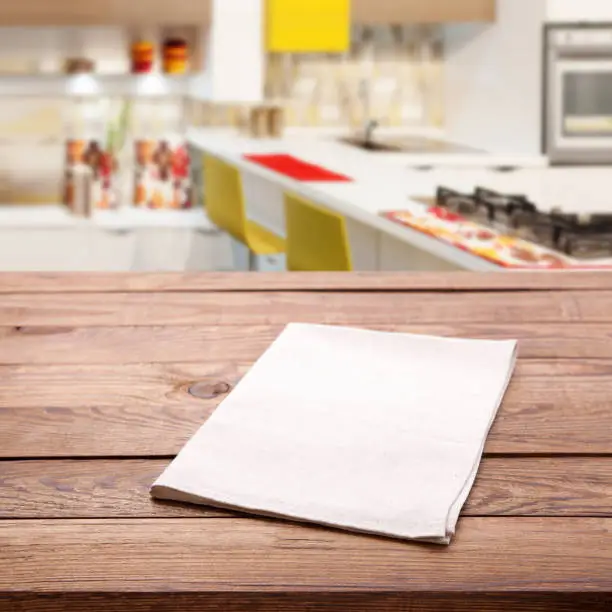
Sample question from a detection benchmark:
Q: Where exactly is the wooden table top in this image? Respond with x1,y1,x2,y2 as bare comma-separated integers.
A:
1,271,611,612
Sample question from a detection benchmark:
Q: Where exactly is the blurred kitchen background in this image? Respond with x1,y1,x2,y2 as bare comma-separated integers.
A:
1,1,612,272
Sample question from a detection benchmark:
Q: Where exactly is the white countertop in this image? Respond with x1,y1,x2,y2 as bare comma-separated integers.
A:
0,205,216,231
187,128,612,271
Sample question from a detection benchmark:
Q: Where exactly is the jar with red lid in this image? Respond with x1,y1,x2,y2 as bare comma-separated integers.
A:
131,41,155,74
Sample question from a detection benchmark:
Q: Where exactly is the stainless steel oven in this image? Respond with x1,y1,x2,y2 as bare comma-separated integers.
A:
545,24,612,165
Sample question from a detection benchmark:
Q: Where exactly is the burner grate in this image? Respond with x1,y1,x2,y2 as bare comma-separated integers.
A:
434,185,612,259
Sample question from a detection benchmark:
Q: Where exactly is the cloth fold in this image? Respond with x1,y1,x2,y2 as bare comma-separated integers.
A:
152,323,517,544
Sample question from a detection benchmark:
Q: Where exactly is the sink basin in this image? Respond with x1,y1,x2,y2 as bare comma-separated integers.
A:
338,137,403,152
338,135,484,154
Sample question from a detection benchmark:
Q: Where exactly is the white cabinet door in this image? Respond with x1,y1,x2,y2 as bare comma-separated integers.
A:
0,229,86,271
85,228,137,271
0,228,138,271
132,228,233,271
186,229,234,271
0,226,232,272
379,234,465,271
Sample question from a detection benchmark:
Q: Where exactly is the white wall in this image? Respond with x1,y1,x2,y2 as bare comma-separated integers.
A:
443,0,547,155
548,0,612,21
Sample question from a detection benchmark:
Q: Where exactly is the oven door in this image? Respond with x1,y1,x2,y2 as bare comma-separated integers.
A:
547,58,612,164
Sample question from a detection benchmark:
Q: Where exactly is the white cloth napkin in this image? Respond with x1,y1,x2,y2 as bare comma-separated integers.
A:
152,323,517,544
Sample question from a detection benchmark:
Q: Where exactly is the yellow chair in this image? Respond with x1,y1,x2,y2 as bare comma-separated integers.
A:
284,192,353,271
203,155,285,265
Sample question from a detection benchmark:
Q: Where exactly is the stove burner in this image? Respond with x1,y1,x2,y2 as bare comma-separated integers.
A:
549,209,612,256
436,187,479,215
436,186,538,225
474,187,537,225
435,186,612,259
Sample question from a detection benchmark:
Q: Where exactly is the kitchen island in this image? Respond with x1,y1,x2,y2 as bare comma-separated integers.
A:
189,129,612,271
1,271,611,611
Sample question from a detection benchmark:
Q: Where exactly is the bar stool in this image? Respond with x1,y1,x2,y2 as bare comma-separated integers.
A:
203,154,285,271
284,192,353,271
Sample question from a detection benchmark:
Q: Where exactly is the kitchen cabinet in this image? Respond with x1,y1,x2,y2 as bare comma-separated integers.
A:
352,0,496,24
0,227,232,272
547,0,612,21
0,0,212,26
133,228,233,271
266,0,350,52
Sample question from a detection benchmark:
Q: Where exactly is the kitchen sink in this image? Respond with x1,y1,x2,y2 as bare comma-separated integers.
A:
338,135,484,154
337,137,403,152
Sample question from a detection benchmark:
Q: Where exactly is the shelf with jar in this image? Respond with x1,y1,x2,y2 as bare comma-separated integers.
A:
0,25,203,98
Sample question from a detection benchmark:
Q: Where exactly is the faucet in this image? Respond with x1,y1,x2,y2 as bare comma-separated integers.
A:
363,119,379,147
358,78,378,146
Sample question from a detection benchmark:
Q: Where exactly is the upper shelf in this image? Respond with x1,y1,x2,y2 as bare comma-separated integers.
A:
0,0,212,26
351,0,496,24
0,74,192,98
1,0,494,29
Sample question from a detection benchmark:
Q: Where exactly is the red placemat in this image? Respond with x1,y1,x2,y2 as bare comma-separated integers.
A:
244,154,353,182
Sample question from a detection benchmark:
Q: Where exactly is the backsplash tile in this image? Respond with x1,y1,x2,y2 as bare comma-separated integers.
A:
265,24,444,128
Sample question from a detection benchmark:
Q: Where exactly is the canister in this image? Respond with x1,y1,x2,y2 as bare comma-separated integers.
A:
131,41,155,74
163,38,188,74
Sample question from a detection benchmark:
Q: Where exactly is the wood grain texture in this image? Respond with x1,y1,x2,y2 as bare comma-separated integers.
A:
1,360,611,456
5,358,612,407
1,271,611,293
1,458,610,519
1,518,611,592
0,290,610,327
352,0,496,24
0,0,212,26
2,593,611,612
2,323,612,365
2,271,612,606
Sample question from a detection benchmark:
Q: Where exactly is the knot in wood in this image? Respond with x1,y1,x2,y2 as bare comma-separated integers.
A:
188,381,231,400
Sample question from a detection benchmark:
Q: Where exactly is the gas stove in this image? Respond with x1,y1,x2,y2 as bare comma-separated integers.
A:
436,186,612,259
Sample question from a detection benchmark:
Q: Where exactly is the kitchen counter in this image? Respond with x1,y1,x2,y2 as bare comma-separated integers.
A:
1,271,611,611
188,128,611,271
0,205,215,230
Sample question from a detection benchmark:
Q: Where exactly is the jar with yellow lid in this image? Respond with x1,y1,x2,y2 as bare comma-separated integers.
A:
163,38,188,75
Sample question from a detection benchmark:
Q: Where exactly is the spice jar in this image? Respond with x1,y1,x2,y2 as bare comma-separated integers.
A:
249,107,269,138
163,38,188,75
64,58,95,75
66,139,85,165
268,106,285,139
131,41,155,74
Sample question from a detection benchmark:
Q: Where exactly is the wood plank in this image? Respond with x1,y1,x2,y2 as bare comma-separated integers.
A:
1,360,610,455
1,519,610,596
3,359,612,409
352,0,496,24
0,290,610,327
2,323,612,366
1,271,611,293
1,458,610,519
2,593,611,612
2,323,612,364
0,0,212,26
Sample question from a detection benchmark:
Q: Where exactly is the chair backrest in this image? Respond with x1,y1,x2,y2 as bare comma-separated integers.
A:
284,192,352,271
203,154,247,242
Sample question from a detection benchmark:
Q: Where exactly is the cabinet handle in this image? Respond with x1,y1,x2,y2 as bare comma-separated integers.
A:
107,228,134,236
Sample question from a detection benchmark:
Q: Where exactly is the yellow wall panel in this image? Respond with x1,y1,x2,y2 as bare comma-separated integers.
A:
266,0,350,53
